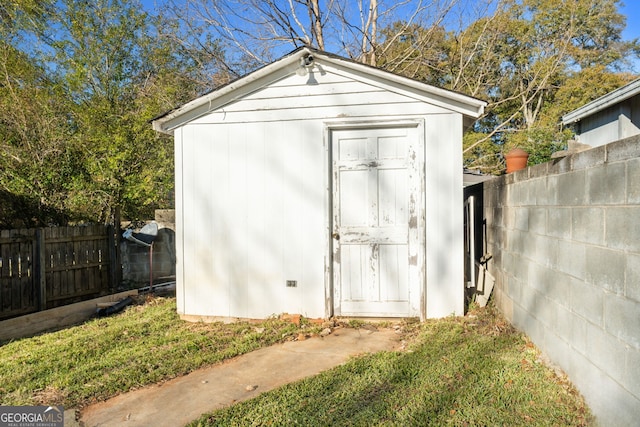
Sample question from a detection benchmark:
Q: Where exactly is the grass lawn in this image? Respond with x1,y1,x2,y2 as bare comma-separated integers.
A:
0,296,592,426
190,306,593,427
0,295,308,408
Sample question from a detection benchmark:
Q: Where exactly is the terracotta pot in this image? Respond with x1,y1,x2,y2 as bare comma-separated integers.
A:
504,148,529,173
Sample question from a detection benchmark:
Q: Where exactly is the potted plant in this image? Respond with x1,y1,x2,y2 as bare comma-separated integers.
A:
502,132,530,173
504,147,529,173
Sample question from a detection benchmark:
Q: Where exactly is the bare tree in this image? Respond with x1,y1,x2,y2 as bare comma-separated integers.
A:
165,0,462,67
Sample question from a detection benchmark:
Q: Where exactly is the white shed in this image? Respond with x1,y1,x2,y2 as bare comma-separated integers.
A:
152,47,485,321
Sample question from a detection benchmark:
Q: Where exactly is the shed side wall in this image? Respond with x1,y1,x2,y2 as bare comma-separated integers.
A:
425,113,465,317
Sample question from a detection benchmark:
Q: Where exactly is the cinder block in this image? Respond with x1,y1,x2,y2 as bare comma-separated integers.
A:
607,136,640,162
624,347,640,400
626,253,640,303
585,246,625,295
519,283,540,317
504,172,516,185
547,207,572,239
530,234,558,267
554,303,573,340
570,277,604,327
529,164,549,179
548,155,572,175
531,177,550,206
528,207,547,235
535,294,558,327
543,270,570,306
546,175,560,205
543,329,572,370
528,262,551,294
522,231,539,260
500,292,514,322
585,321,627,378
587,162,626,205
604,294,640,349
496,227,509,250
605,207,640,252
513,302,543,346
556,240,586,280
514,207,529,231
504,272,522,302
503,206,516,230
627,158,640,204
568,350,640,427
512,167,529,183
507,182,523,206
507,229,527,255
572,207,605,245
557,170,586,206
573,145,606,170
522,180,537,205
571,313,589,354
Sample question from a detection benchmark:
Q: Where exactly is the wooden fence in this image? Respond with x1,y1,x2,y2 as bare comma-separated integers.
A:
0,224,117,320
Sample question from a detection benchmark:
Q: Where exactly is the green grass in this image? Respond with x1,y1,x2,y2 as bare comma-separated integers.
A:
0,297,592,426
190,306,592,427
0,296,308,408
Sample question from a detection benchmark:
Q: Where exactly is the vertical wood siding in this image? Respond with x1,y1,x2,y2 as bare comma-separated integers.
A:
176,61,465,319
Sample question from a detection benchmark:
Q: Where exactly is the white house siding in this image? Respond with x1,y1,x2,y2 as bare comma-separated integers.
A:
173,58,471,320
425,113,464,318
177,120,327,319
576,96,640,147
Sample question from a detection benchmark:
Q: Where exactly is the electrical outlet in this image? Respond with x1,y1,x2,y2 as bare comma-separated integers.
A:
286,280,297,287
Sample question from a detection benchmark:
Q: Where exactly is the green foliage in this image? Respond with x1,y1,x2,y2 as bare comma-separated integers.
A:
1,0,638,222
380,0,639,173
0,0,217,224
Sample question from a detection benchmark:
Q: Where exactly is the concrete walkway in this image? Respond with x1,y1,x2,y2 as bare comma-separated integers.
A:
69,327,402,427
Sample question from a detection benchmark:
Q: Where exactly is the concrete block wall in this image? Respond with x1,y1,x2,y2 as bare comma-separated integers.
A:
120,210,176,287
483,136,640,427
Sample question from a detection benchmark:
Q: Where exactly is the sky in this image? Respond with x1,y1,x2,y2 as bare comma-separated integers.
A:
621,1,640,41
141,0,640,71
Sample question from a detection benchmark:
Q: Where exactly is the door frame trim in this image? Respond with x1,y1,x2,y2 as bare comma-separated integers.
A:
323,118,426,319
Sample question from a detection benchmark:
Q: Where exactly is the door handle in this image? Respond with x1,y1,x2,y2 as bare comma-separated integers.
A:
332,232,340,240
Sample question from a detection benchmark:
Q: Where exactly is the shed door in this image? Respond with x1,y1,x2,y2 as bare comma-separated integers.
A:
331,126,423,317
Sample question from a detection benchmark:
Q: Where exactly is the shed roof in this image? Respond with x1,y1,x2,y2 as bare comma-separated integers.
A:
152,47,486,134
562,78,640,125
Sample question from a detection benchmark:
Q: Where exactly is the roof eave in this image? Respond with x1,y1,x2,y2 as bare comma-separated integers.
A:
152,48,309,134
562,78,640,125
152,47,486,134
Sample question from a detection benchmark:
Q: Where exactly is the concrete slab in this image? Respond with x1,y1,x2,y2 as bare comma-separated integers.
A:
73,327,402,427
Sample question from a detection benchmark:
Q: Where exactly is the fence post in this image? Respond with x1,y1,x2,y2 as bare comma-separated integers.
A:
35,228,47,311
108,206,122,291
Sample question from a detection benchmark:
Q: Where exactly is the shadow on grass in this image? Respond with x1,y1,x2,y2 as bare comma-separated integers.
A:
191,310,592,427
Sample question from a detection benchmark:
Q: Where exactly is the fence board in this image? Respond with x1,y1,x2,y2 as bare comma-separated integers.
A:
0,225,115,320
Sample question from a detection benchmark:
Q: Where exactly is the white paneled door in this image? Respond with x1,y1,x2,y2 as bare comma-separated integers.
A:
331,125,423,317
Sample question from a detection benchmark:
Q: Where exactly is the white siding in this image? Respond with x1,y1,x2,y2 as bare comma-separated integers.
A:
425,113,465,317
175,58,468,320
578,101,640,147
190,65,450,125
178,120,326,319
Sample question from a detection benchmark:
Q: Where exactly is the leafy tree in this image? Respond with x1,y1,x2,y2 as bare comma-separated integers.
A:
0,2,73,225
0,0,220,224
380,0,639,172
